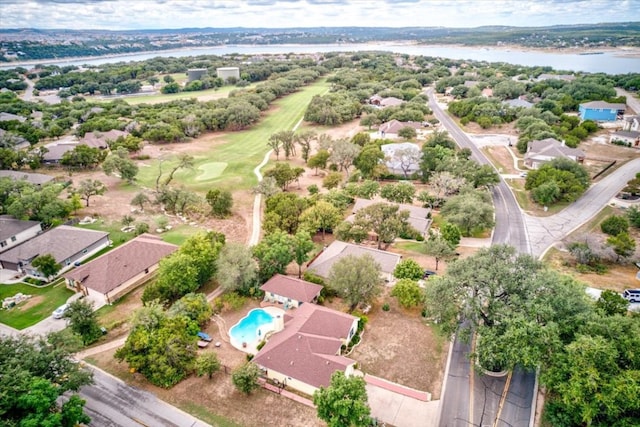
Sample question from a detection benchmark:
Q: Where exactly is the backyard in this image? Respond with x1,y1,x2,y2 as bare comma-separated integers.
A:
0,279,73,329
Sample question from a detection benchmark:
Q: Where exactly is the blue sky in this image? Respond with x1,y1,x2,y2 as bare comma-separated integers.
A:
0,0,637,30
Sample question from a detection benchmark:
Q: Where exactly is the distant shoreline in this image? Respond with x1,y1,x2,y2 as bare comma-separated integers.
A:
3,42,640,68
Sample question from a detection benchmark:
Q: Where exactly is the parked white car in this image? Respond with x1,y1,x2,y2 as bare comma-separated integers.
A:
52,303,69,319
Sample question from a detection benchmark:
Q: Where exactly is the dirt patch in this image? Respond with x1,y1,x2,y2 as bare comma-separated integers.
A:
482,145,519,174
349,287,448,399
14,295,44,311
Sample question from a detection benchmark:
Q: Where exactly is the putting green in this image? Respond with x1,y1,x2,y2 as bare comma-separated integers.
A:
195,162,228,181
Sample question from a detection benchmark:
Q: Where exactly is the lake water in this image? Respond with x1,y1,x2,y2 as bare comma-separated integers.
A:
4,43,639,74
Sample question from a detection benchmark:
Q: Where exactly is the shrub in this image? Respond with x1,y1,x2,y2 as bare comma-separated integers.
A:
221,292,246,311
382,303,390,311
393,259,424,280
308,184,319,195
600,215,629,236
391,279,423,308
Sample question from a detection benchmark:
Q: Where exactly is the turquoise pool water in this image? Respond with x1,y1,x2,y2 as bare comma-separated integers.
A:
229,308,274,346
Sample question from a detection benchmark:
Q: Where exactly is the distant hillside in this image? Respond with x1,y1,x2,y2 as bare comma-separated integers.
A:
1,22,638,62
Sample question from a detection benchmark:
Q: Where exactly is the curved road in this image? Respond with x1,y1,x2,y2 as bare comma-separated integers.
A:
427,89,530,254
428,89,535,427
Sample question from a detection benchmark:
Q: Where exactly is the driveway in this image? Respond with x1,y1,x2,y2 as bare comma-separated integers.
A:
365,375,439,427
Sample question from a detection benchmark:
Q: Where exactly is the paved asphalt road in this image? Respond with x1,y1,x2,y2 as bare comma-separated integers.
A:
426,89,529,254
80,367,211,427
427,89,535,427
525,157,640,257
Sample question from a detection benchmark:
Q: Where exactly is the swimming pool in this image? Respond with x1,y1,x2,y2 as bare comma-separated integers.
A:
229,308,274,350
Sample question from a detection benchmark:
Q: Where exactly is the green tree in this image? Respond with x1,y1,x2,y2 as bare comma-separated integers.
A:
423,235,456,270
231,363,260,395
194,351,221,379
252,230,295,283
168,293,212,326
75,179,106,207
441,190,494,236
142,253,200,304
206,188,233,218
308,149,330,175
531,180,561,206
606,232,636,262
314,371,371,427
398,126,417,139
391,279,423,308
300,200,343,241
380,181,416,204
179,232,224,287
64,300,103,345
31,253,61,281
440,222,462,247
134,222,149,236
158,153,195,190
115,304,198,388
323,171,343,189
263,162,305,191
626,206,640,228
61,144,105,171
393,258,424,280
350,202,410,249
131,192,150,211
253,176,281,198
102,147,138,182
595,289,629,316
263,192,309,235
354,143,384,178
215,243,258,294
0,335,93,426
295,130,317,163
292,231,315,278
328,254,382,311
600,215,629,236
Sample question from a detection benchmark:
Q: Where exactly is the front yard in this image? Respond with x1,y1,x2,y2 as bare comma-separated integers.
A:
0,280,73,329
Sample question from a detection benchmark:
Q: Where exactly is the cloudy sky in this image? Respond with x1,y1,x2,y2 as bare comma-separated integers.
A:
0,0,636,30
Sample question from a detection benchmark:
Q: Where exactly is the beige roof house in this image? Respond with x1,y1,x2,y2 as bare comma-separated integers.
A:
80,130,128,149
252,303,358,395
0,216,42,254
64,234,177,305
348,198,431,237
307,240,401,281
0,170,54,186
0,225,109,278
524,138,586,170
260,274,323,308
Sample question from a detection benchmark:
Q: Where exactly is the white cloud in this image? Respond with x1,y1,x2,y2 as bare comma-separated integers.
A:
0,0,635,30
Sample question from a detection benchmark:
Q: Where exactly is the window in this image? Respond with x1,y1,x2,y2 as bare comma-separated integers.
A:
0,241,6,248
11,236,16,242
82,249,88,254
144,268,149,274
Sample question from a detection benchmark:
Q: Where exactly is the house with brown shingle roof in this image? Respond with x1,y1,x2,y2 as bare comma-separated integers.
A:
64,234,177,305
260,274,323,308
307,240,401,282
252,303,358,396
0,225,109,279
524,138,586,170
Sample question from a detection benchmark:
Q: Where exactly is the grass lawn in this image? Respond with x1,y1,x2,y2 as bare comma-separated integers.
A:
160,225,204,245
0,281,74,329
77,220,135,248
395,241,427,254
135,78,331,193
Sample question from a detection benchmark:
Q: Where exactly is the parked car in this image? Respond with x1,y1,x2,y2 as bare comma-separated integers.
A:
423,270,437,279
52,303,69,319
622,289,640,303
197,331,212,342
